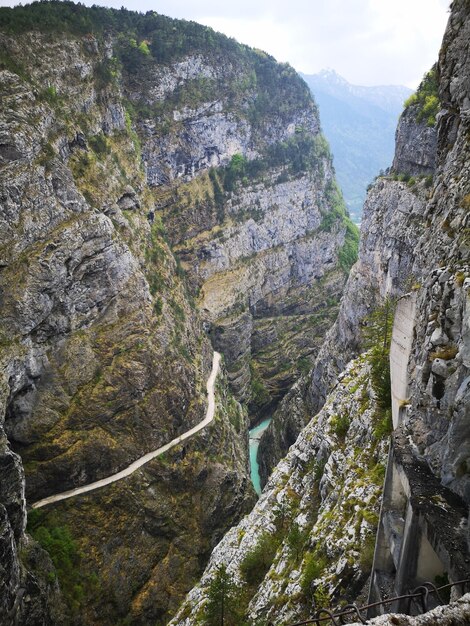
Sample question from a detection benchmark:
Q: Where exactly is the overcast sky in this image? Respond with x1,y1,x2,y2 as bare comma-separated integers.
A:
0,0,451,87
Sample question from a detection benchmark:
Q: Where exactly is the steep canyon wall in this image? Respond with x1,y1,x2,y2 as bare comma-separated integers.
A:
173,1,470,623
0,4,354,624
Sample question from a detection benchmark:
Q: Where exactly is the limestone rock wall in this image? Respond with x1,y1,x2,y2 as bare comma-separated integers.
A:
171,355,389,625
0,26,257,625
115,27,354,415
405,269,470,503
172,169,347,408
0,6,354,623
391,105,437,176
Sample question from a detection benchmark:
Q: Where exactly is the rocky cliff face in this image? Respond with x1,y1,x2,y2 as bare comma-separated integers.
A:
174,169,348,413
258,141,434,482
174,2,470,623
1,379,64,625
391,102,437,176
171,355,389,625
0,3,355,624
0,17,251,626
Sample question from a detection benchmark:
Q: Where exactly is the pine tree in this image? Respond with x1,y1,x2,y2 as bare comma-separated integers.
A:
203,565,242,626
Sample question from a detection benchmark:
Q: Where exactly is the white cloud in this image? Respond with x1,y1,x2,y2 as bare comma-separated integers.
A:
157,0,450,87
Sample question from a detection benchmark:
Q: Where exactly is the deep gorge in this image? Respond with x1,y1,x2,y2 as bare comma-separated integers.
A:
0,3,356,624
0,1,469,626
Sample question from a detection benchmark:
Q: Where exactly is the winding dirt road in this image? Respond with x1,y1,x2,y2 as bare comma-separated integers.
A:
32,351,221,509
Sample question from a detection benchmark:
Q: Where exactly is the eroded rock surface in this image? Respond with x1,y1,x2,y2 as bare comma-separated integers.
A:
178,2,470,623
0,6,353,624
171,356,389,625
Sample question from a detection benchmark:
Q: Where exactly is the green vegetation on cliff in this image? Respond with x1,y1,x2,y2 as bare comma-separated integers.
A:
203,565,245,626
363,298,394,411
404,65,439,126
362,298,395,438
0,0,312,124
222,132,331,193
240,532,279,586
321,180,360,273
27,509,97,614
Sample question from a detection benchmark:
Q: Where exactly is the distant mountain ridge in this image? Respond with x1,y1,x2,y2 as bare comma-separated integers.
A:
313,68,411,113
302,69,412,221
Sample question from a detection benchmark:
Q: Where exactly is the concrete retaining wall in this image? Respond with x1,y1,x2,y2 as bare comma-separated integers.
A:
390,293,417,428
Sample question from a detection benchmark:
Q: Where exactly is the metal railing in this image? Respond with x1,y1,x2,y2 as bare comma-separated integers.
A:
7,579,470,625
270,579,470,626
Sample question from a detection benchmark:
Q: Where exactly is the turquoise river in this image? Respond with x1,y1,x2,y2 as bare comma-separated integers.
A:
249,417,272,495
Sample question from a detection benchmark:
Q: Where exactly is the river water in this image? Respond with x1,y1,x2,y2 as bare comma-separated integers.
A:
249,417,272,495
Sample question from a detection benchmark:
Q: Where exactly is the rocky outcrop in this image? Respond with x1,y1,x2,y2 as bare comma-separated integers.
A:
171,355,389,625
0,17,259,625
172,169,348,409
330,4,470,613
391,105,437,176
307,177,428,406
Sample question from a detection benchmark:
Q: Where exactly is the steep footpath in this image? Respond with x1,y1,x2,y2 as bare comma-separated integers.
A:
173,1,470,623
0,3,355,625
0,25,254,626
